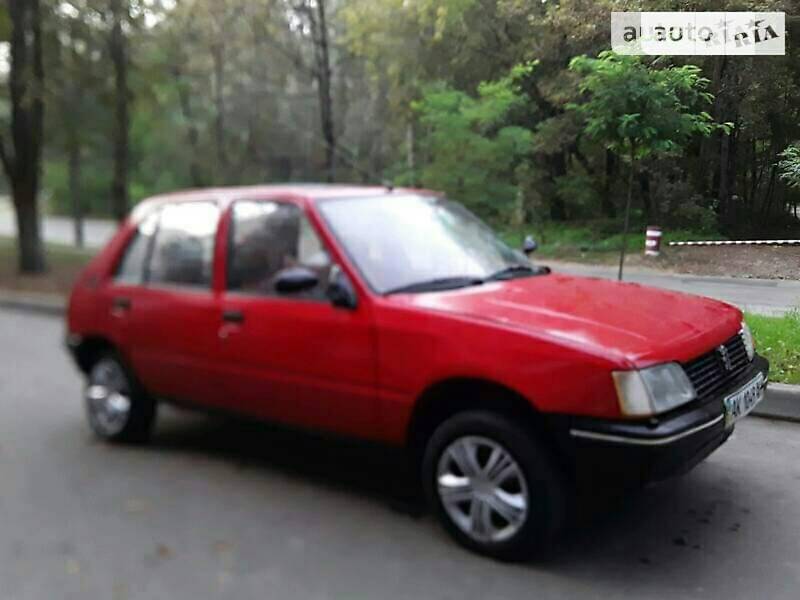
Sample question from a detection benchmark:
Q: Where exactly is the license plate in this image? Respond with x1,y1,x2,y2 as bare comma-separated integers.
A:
724,373,765,427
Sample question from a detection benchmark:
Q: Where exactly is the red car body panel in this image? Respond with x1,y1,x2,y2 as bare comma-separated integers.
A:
67,185,744,446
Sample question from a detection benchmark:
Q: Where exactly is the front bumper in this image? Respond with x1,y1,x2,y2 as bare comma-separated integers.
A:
558,354,769,486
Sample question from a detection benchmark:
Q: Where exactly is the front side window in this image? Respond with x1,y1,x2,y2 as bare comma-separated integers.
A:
148,202,220,288
115,211,159,285
227,201,331,299
318,194,536,293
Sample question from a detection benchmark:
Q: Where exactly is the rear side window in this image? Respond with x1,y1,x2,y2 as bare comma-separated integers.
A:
148,202,220,288
227,201,331,298
115,211,159,285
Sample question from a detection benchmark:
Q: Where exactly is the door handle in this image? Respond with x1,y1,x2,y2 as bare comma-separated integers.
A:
111,297,131,314
222,309,245,324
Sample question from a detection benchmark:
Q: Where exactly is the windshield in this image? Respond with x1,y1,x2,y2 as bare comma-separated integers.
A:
318,194,538,294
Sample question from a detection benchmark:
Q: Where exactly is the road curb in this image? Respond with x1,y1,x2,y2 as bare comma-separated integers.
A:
0,290,66,317
754,384,800,424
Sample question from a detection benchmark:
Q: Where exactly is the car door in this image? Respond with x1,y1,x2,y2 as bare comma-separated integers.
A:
107,200,224,406
100,208,159,363
216,199,379,439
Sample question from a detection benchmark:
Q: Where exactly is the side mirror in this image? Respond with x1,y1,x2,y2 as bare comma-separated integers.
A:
327,266,358,310
274,266,319,293
522,235,538,256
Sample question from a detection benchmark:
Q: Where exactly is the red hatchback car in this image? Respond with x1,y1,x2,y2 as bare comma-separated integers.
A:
67,185,769,559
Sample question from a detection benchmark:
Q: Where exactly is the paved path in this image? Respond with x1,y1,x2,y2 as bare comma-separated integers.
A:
0,197,117,249
548,261,800,316
2,308,800,599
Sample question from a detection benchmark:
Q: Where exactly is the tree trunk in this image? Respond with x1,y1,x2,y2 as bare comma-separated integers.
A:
313,0,335,182
693,56,727,196
13,184,45,272
248,19,271,177
548,152,567,220
68,133,84,248
211,40,228,181
68,17,84,247
718,126,731,224
1,0,46,273
618,152,635,282
638,168,652,221
368,73,390,179
406,121,416,184
109,0,129,222
726,124,740,224
602,149,616,218
172,63,204,187
761,165,778,218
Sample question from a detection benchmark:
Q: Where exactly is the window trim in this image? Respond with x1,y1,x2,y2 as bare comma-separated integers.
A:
141,208,161,285
112,207,161,286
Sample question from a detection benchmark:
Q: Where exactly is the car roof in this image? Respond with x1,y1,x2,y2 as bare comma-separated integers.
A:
131,183,440,221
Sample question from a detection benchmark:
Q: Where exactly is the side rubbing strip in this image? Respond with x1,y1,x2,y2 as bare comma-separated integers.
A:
569,414,724,447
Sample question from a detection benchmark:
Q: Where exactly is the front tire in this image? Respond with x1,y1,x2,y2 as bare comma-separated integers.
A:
422,411,565,561
85,354,156,443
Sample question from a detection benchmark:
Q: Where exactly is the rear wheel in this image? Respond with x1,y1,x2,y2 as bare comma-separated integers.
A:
422,411,565,561
85,354,156,443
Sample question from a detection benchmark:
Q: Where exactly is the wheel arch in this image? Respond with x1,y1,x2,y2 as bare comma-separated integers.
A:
71,335,120,374
405,377,561,467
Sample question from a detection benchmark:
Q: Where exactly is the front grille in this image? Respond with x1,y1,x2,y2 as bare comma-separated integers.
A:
683,333,750,400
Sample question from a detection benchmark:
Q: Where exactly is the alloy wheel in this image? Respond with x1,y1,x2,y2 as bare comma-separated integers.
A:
86,358,132,437
436,435,529,543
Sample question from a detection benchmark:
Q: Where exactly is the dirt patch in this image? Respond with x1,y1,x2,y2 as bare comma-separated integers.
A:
643,245,800,280
0,263,85,296
0,244,91,296
554,245,800,280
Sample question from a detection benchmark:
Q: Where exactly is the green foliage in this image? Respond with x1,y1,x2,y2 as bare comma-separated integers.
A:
745,311,800,385
500,221,724,259
44,159,115,217
0,5,10,42
568,51,728,160
411,63,536,217
554,174,600,218
778,143,800,189
663,195,718,232
5,0,797,242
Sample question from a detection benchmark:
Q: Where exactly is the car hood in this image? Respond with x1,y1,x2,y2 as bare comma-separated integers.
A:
394,273,742,367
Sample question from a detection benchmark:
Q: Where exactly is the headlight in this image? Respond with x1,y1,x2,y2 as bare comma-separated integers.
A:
613,363,696,417
741,321,755,361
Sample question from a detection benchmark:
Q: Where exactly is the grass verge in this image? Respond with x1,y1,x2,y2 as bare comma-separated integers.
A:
0,236,94,295
500,222,724,262
745,311,800,385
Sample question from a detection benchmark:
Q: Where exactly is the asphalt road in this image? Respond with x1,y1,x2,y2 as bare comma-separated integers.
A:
0,198,117,249
548,261,800,316
2,308,800,599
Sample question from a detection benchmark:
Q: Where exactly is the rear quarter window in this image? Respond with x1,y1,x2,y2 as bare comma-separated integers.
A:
148,202,220,289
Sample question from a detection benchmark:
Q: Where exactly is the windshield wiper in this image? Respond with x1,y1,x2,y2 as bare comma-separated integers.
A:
485,264,544,281
385,276,485,295
386,265,547,294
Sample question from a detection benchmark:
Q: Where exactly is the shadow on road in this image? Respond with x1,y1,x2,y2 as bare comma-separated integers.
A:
147,408,426,517
141,407,766,580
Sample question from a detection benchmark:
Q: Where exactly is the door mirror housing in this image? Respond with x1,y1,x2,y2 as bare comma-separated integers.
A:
522,235,538,255
327,266,358,310
274,266,319,293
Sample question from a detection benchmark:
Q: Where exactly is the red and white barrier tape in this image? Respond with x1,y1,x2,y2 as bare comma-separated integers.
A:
668,240,800,247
